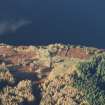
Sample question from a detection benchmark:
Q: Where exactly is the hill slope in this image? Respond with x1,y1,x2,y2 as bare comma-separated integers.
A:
0,43,105,105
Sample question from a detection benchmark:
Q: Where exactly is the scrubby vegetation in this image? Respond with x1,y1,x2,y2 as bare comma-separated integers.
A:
0,67,15,88
40,74,86,105
0,67,35,105
0,44,105,105
73,53,105,105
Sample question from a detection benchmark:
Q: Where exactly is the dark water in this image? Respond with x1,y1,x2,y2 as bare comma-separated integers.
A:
0,0,105,48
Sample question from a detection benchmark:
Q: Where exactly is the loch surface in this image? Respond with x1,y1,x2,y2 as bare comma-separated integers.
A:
0,0,105,48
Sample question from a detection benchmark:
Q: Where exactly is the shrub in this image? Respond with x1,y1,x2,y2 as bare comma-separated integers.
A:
0,80,35,105
0,67,15,85
73,54,105,105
